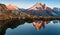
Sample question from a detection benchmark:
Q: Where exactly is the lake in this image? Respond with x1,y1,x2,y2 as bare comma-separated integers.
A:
0,19,60,35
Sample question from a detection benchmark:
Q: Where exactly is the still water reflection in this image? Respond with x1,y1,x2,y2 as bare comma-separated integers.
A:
0,19,60,35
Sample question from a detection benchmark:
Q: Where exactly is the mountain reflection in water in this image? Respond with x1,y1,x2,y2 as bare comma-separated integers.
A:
0,19,60,35
32,20,49,31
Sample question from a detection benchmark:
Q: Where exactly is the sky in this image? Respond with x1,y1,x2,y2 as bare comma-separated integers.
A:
0,0,60,9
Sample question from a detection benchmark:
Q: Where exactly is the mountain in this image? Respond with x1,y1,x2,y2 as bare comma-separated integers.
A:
43,4,47,10
26,2,47,11
25,2,58,16
0,4,12,20
53,7,60,15
6,4,26,12
27,2,43,10
0,4,12,14
6,4,21,15
18,8,26,12
6,4,18,10
53,7,60,11
0,3,21,20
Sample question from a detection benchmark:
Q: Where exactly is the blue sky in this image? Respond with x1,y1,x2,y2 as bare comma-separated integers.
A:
0,0,60,9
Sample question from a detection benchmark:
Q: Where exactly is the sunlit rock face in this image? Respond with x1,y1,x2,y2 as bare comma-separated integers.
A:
35,2,42,9
27,2,47,11
6,4,20,15
6,4,18,10
27,2,43,10
43,4,47,10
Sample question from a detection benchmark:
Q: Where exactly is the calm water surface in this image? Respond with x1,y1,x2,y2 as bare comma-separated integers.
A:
0,19,60,35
